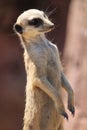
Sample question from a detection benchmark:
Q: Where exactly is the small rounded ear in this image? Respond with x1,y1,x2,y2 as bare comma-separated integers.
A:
14,24,23,34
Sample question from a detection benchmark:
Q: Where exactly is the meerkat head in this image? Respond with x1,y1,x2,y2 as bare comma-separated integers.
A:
14,9,54,39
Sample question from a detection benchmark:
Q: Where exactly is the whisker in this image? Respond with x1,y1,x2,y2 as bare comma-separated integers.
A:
44,3,53,14
6,32,17,37
47,7,57,17
55,24,61,29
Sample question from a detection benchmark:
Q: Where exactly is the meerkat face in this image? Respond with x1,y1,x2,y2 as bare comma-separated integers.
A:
14,9,54,39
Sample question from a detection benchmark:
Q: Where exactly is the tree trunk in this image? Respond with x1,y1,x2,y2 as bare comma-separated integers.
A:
63,0,87,130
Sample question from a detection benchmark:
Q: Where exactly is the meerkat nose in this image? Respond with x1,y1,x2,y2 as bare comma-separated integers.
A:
49,24,55,30
14,24,23,34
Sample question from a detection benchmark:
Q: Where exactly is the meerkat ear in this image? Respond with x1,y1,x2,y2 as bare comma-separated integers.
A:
14,24,23,34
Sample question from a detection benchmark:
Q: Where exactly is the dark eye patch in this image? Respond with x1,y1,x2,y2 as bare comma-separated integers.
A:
28,18,43,27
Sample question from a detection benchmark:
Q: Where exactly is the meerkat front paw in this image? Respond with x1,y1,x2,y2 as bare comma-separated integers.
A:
68,104,75,116
61,111,68,120
55,105,68,120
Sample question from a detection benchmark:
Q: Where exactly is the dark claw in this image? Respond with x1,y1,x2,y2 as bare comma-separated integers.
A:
62,112,68,120
68,105,75,116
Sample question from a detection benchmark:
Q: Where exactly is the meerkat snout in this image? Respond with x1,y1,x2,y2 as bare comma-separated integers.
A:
48,24,54,29
28,17,54,29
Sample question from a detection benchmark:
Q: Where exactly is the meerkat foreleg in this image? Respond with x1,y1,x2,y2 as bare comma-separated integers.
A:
61,72,75,115
33,76,68,119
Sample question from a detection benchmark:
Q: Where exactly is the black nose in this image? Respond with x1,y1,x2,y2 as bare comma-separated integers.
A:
49,24,55,29
14,24,23,34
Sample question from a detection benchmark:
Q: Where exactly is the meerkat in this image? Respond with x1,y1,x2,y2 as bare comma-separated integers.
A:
14,9,75,130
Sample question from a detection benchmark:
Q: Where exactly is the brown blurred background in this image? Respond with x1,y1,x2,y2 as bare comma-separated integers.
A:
0,0,87,130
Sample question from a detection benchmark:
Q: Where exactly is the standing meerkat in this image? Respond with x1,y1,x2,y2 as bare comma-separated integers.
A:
14,9,75,130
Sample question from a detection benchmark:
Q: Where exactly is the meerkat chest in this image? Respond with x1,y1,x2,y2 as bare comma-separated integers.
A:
24,41,61,85
24,43,48,76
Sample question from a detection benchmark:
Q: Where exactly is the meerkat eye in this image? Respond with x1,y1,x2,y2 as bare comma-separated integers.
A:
28,18,43,27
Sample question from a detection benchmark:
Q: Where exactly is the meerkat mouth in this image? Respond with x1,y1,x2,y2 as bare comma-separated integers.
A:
39,25,55,33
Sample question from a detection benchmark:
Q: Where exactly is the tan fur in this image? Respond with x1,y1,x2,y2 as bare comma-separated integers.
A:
14,9,75,130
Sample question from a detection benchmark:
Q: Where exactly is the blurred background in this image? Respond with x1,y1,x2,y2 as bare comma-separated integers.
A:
0,0,87,130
